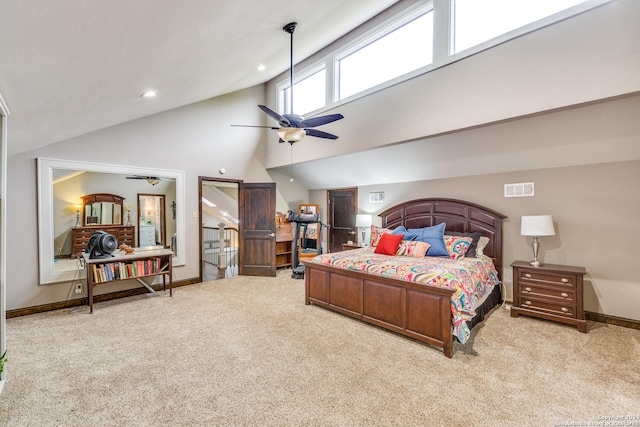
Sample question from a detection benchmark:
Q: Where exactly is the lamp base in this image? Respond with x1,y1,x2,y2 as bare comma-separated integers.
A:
529,237,542,267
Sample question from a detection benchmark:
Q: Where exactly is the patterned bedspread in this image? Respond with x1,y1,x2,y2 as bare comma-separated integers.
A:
310,247,500,343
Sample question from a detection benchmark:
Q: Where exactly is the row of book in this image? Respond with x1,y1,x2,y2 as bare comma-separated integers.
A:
91,257,169,283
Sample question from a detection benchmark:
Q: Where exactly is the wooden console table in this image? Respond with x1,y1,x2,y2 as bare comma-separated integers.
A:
84,248,173,313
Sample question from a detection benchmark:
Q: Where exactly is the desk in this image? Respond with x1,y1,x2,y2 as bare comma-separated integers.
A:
84,248,173,313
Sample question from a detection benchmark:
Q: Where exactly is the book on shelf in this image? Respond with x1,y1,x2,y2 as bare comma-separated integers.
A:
89,255,171,284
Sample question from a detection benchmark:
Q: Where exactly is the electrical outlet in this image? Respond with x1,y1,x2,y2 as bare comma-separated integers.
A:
74,283,82,294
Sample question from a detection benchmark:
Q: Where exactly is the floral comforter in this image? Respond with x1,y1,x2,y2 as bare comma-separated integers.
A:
311,247,500,343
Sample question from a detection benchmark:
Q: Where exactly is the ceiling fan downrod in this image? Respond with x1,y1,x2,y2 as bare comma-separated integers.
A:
283,22,297,113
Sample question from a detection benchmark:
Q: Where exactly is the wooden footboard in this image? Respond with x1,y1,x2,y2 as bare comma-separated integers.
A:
304,261,455,358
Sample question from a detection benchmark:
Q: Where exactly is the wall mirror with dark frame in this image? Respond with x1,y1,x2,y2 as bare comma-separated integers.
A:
37,158,186,284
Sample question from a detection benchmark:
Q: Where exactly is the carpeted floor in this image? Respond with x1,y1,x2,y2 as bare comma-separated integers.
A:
0,270,638,426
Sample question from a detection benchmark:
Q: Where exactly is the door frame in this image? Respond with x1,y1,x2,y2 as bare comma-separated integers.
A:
198,177,242,282
137,193,166,247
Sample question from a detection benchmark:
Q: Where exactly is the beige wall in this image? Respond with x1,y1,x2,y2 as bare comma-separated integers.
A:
356,160,640,320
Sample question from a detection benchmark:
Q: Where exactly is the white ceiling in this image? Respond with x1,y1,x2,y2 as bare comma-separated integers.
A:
0,0,397,156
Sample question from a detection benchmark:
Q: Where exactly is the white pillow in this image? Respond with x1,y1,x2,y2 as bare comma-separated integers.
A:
475,236,490,256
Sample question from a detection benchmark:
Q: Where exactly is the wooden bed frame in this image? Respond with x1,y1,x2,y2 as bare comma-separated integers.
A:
303,198,506,358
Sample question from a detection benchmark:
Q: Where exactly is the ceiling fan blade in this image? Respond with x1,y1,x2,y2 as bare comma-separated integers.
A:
230,124,280,129
258,105,291,127
305,129,339,140
301,113,344,128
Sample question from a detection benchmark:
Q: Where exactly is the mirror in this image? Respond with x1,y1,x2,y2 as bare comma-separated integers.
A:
37,157,186,284
137,194,166,248
83,193,124,226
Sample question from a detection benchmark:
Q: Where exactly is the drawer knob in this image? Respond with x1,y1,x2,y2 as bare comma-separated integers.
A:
524,287,532,292
561,307,569,312
561,292,569,298
561,278,569,283
524,300,532,305
524,273,532,278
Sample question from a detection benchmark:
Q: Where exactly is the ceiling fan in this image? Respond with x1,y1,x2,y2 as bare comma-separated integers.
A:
232,22,344,144
125,175,173,186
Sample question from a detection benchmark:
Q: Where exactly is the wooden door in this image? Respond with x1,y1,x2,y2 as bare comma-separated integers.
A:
239,182,276,277
327,188,357,253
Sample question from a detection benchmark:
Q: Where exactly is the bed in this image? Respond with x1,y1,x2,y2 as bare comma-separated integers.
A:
303,198,506,358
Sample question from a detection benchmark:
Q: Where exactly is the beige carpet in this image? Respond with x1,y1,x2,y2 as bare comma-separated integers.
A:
1,270,638,426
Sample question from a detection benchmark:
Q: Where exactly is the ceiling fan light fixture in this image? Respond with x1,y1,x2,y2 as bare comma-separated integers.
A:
146,178,160,185
277,127,306,143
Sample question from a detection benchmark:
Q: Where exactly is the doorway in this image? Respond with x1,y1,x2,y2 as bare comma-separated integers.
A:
199,177,241,281
137,194,166,247
327,188,358,253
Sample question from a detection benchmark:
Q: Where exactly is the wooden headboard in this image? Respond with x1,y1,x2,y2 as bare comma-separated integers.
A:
379,198,506,280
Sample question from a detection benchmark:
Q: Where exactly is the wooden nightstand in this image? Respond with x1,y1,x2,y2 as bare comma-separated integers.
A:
341,243,362,251
511,261,587,333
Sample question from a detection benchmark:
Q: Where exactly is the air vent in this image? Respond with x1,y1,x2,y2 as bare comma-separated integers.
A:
504,182,534,198
369,192,384,203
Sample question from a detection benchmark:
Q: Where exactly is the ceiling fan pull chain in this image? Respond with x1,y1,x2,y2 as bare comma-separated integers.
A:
290,144,294,182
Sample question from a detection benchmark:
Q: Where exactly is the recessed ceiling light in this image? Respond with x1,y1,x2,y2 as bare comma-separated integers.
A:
257,64,266,71
141,90,157,98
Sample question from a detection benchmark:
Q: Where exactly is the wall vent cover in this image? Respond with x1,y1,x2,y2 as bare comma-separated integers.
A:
369,192,384,203
504,182,534,197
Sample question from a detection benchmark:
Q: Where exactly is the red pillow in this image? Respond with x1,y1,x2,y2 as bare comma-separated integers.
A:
374,233,404,255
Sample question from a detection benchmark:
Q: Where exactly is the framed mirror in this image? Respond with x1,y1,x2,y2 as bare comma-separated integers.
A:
82,193,124,226
137,193,166,248
37,158,186,284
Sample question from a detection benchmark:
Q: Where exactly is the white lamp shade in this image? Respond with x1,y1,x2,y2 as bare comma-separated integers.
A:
277,127,306,143
355,214,372,227
521,215,555,236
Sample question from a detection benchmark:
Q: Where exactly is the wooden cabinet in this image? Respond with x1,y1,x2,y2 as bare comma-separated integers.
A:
276,240,293,269
275,220,293,269
72,226,135,258
510,261,587,333
341,243,362,251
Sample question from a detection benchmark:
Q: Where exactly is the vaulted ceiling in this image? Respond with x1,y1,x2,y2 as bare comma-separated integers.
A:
0,0,397,156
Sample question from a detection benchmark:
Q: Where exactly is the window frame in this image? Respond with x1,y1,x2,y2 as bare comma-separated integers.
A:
274,0,614,117
276,61,328,116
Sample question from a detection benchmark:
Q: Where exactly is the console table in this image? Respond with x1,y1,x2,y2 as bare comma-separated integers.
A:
84,248,173,313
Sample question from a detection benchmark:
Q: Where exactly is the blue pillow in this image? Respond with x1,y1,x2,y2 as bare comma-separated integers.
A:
409,223,448,256
390,225,418,241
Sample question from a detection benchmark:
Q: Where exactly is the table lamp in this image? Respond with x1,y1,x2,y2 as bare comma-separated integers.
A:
520,215,555,267
355,214,372,246
73,204,82,228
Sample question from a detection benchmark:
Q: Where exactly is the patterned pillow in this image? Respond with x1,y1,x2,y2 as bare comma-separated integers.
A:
443,235,473,260
370,225,389,247
396,240,431,258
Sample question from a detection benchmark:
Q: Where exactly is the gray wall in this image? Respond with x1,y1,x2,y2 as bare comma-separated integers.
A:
354,160,640,321
6,86,272,310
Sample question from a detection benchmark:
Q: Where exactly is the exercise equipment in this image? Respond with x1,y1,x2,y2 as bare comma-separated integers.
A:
287,210,329,279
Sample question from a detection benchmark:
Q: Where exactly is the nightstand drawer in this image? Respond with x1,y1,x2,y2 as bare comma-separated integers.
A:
518,270,576,287
520,298,575,317
520,283,575,303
